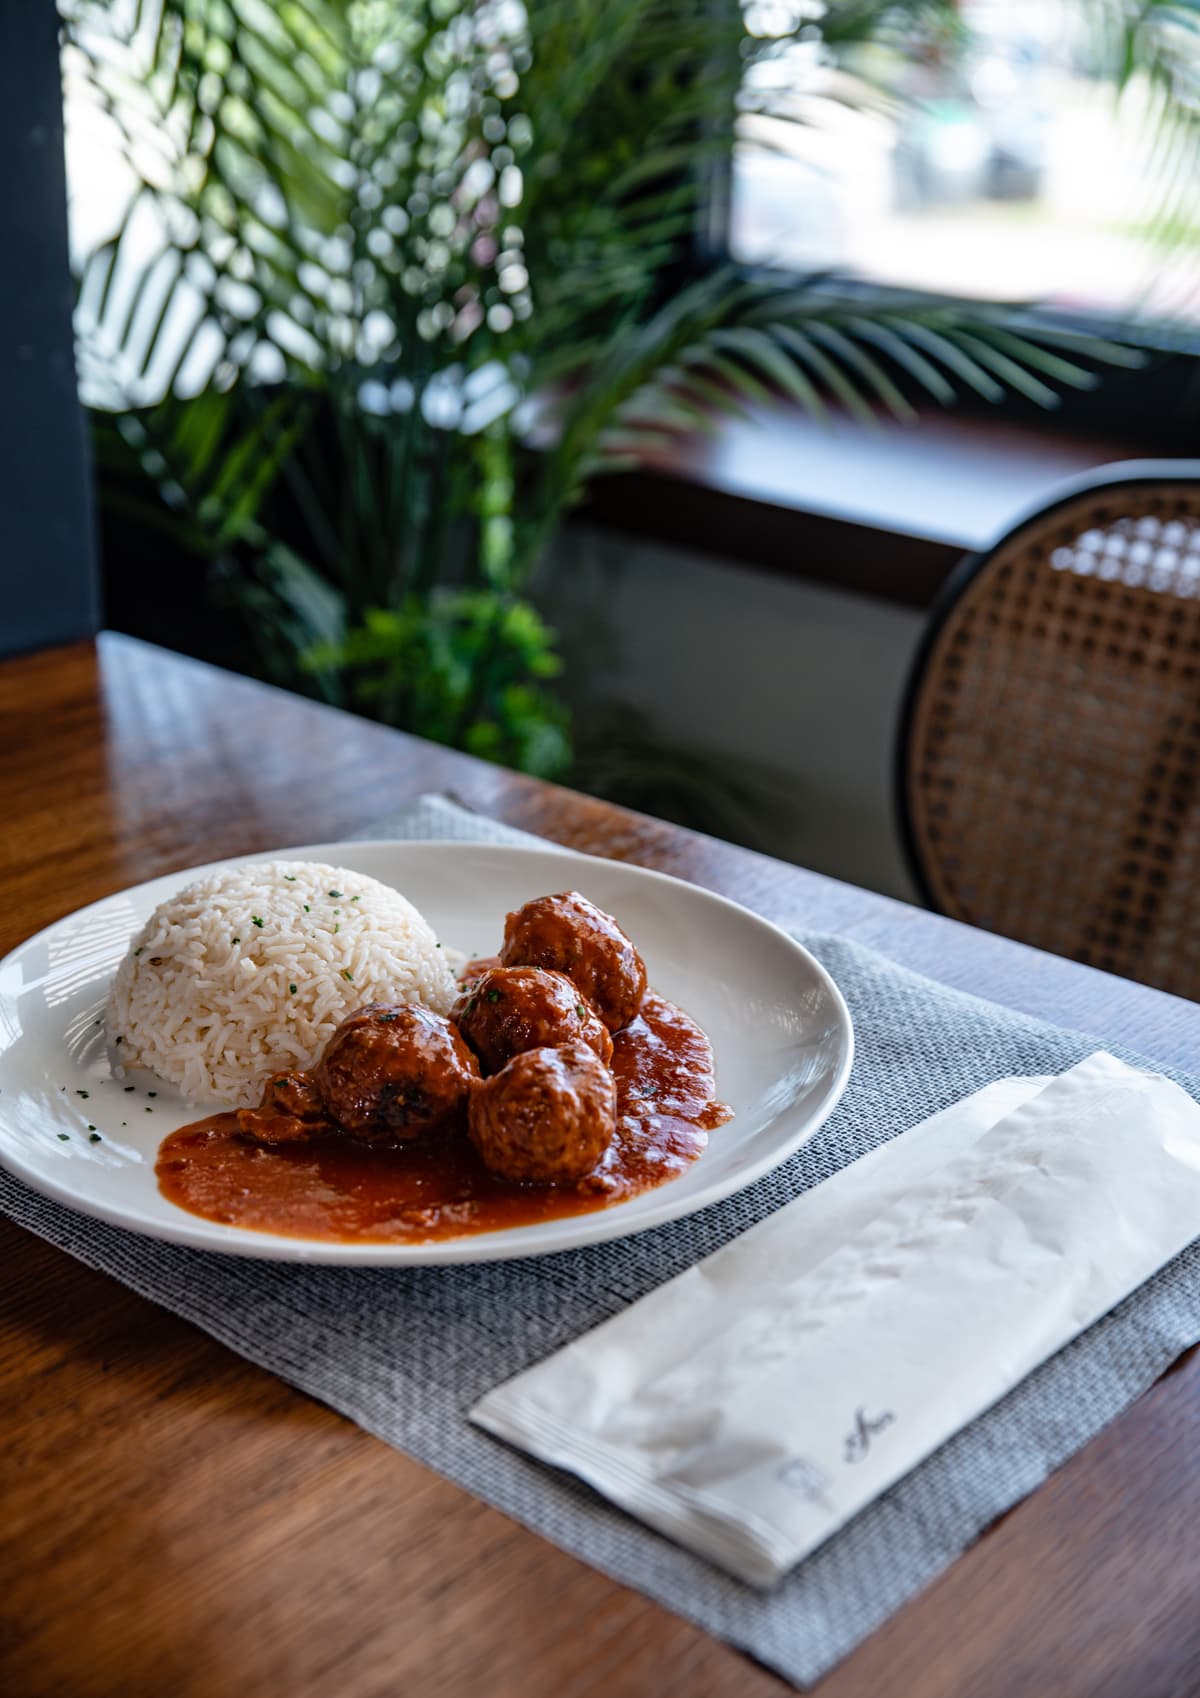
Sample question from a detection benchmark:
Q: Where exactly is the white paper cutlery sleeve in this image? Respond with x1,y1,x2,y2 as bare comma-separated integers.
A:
470,1053,1200,1587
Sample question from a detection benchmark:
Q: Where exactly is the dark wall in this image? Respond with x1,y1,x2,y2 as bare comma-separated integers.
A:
1,3,97,656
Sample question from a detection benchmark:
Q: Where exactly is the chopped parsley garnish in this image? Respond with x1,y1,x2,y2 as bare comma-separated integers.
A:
378,1012,398,1022
289,984,297,995
89,1132,102,1143
303,904,310,912
350,895,360,902
328,889,343,898
57,1133,69,1141
76,1090,89,1099
87,1124,96,1132
274,1077,288,1086
124,1086,135,1093
147,1091,157,1099
486,988,501,1003
341,969,353,982
284,875,297,881
145,1106,153,1113
251,916,264,928
576,1005,586,1019
133,947,143,956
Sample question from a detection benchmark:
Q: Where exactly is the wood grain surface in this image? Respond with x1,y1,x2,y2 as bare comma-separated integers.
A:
2,635,1199,1698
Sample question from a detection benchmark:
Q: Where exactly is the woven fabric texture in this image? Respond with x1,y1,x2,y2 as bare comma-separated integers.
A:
905,477,1200,1001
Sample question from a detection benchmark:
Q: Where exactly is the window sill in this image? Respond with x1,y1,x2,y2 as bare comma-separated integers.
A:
578,404,1157,609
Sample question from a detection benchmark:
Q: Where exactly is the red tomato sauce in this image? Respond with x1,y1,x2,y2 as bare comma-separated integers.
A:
156,994,731,1244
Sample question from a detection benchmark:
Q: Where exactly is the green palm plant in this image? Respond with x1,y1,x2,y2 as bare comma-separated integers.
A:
61,0,1175,786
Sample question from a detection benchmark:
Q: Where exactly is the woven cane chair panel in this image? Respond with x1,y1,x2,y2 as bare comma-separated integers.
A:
906,486,1200,1002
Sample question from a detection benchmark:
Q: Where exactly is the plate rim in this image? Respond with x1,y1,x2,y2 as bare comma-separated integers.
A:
0,838,855,1264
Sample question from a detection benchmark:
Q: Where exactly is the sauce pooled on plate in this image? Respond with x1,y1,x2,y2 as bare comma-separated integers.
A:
156,994,731,1243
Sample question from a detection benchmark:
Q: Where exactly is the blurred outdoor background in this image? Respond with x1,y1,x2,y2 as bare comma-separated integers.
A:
734,0,1200,320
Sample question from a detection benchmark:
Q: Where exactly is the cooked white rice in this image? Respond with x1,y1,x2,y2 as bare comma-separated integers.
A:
107,859,458,1107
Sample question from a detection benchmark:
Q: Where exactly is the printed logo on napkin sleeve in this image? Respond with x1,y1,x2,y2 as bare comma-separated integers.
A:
843,1406,896,1465
775,1456,832,1502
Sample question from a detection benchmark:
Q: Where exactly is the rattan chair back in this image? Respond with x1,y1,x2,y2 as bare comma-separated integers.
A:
899,461,1200,1002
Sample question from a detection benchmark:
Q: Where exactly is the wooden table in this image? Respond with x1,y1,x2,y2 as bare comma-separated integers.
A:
3,634,1199,1698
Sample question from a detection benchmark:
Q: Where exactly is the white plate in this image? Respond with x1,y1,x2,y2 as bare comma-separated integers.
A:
0,840,853,1263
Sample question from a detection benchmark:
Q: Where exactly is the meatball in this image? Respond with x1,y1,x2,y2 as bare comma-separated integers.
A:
500,891,646,1033
316,1003,479,1146
453,965,613,1075
468,1039,617,1184
237,1070,332,1145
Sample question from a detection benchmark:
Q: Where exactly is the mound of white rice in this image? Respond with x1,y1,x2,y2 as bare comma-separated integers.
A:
107,859,458,1107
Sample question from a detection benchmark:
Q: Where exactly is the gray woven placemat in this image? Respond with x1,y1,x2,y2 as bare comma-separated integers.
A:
4,794,1200,1688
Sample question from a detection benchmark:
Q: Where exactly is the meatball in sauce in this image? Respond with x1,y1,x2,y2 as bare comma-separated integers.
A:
317,1002,479,1145
500,891,646,1034
468,1039,618,1184
237,1070,332,1144
453,965,612,1075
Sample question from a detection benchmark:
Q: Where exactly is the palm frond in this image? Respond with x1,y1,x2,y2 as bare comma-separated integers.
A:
557,276,1144,489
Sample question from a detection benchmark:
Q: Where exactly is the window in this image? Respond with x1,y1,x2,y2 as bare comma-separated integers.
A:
731,0,1200,331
